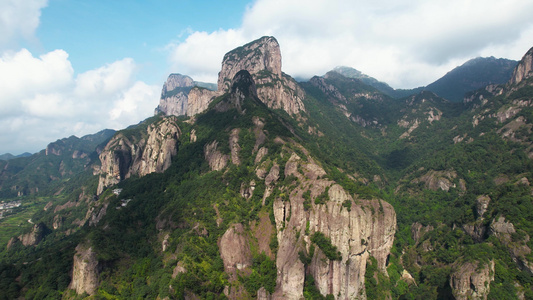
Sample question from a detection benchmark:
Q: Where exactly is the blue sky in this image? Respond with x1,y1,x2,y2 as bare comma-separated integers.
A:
1,0,533,155
35,0,251,83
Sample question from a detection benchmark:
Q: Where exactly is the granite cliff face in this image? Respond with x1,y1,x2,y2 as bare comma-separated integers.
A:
7,223,49,248
163,73,195,95
96,116,181,194
450,261,495,300
155,74,220,117
69,243,99,296
218,36,281,92
193,73,396,299
271,153,396,299
154,74,194,116
509,47,533,86
218,36,305,115
187,87,219,116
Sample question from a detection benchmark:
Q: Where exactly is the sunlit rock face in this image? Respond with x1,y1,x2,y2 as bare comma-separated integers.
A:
155,74,194,116
509,47,533,86
96,116,181,194
218,36,305,115
69,243,99,296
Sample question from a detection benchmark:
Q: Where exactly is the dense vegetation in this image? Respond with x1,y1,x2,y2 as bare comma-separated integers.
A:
0,47,532,299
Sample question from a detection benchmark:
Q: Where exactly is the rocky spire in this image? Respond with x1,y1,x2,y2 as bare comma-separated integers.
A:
162,74,194,96
217,36,305,115
218,36,282,92
509,47,533,86
155,74,195,116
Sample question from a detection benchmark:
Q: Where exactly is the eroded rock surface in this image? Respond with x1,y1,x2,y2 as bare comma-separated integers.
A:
69,243,99,296
450,260,495,300
96,116,181,194
509,47,533,86
204,141,228,171
155,74,194,116
219,223,253,280
269,150,396,299
218,36,305,115
17,223,48,247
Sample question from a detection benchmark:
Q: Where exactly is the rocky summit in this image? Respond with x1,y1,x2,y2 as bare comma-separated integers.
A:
155,36,305,118
1,38,533,300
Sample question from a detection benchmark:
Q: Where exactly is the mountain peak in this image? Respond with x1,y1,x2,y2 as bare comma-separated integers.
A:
217,36,305,115
161,74,194,97
331,66,395,96
425,56,517,102
217,36,281,92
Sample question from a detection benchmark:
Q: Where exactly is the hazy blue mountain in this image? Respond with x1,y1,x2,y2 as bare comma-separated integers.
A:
0,152,32,161
334,57,517,101
425,56,518,102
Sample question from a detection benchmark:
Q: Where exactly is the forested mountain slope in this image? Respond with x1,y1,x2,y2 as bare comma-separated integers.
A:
0,37,532,300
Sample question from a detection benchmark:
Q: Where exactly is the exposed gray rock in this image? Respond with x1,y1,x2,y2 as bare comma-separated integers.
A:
204,141,228,171
412,170,458,191
96,116,181,194
411,222,434,244
219,223,252,280
155,74,194,116
463,222,487,243
19,223,48,246
509,47,533,86
69,243,99,296
490,216,515,237
476,195,491,218
269,148,396,299
450,260,495,300
230,128,241,165
187,87,219,116
217,36,305,115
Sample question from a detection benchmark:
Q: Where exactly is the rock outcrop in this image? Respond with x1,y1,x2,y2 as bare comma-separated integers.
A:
490,216,533,273
411,170,463,192
155,74,220,117
18,223,48,246
268,150,396,299
219,223,253,279
96,116,181,194
476,195,491,218
218,37,282,92
411,222,434,244
163,74,195,95
155,74,194,116
187,87,219,116
509,47,533,86
204,141,228,171
450,260,495,300
200,112,396,299
156,37,305,117
217,36,305,115
69,243,100,296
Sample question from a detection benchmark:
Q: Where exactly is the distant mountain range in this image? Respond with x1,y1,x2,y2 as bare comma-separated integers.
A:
0,152,32,160
333,56,518,102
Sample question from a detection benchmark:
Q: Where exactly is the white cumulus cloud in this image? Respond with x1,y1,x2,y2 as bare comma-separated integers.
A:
168,29,247,83
0,48,159,154
167,0,533,88
0,0,48,49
